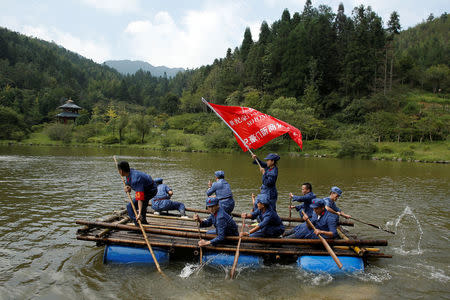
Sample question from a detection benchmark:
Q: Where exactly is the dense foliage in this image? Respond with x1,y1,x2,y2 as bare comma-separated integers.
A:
0,2,448,152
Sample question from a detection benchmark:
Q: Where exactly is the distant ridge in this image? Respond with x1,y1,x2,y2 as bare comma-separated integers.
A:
103,60,184,77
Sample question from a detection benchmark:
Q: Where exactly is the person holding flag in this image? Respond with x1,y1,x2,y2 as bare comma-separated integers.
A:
251,153,280,211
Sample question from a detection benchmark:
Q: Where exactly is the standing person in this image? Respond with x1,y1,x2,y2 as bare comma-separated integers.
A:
289,182,316,218
251,153,280,211
151,178,187,218
283,198,337,239
206,170,235,214
241,194,285,238
194,197,239,247
324,186,351,222
117,161,157,226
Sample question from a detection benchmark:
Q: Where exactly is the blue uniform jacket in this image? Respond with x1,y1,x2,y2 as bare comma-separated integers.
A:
152,183,171,210
293,210,338,239
253,158,278,210
200,208,238,246
126,169,157,200
206,179,235,214
250,208,285,237
293,191,316,218
323,197,341,213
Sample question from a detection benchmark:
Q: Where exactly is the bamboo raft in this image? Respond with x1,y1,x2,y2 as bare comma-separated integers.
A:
76,207,392,264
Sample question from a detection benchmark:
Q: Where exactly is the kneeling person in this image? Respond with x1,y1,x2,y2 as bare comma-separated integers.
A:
151,178,187,217
241,194,285,238
284,198,337,239
194,197,239,247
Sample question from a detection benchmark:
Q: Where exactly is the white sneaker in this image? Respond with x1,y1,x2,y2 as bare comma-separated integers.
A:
180,215,189,219
153,212,160,215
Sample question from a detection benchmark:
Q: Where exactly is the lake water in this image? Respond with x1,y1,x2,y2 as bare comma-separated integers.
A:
0,145,449,299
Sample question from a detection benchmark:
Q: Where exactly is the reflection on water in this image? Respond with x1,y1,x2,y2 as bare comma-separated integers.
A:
0,145,449,299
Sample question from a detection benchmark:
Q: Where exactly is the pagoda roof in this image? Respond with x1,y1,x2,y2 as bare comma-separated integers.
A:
57,112,80,118
58,99,82,109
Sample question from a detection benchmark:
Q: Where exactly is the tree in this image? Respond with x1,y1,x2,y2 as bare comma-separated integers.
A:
240,27,253,62
160,93,180,115
132,114,153,143
387,11,401,91
425,64,450,93
117,111,129,144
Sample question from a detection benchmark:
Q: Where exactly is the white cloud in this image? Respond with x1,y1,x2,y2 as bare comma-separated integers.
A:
20,25,112,63
80,0,140,14
122,2,255,68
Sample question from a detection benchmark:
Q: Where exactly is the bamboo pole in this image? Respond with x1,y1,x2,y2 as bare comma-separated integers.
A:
302,211,343,269
230,216,245,279
184,207,354,226
337,227,364,256
77,235,393,258
96,216,130,238
76,220,388,246
196,221,203,264
113,156,166,277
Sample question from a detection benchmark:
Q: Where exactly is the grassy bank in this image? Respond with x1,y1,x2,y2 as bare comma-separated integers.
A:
2,131,449,163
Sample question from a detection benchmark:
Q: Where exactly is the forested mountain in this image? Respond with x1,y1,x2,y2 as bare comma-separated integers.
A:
104,60,184,78
0,1,448,145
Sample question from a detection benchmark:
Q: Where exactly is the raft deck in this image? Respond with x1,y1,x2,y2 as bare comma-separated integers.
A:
76,208,391,262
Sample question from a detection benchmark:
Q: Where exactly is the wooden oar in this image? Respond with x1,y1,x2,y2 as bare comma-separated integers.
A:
302,211,343,269
289,195,292,226
348,216,395,234
196,220,203,264
230,216,246,279
113,156,166,277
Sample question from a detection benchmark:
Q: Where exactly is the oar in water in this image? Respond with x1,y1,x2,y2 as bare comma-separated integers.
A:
302,211,343,269
349,216,395,235
196,220,203,264
229,216,246,279
289,194,293,226
113,156,166,278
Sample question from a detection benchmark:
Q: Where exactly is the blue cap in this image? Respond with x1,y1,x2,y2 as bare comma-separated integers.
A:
154,178,163,184
264,153,280,161
311,198,325,208
214,170,225,179
206,197,219,207
330,186,342,196
256,194,270,206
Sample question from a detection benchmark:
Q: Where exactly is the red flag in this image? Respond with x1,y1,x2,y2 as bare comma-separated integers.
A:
204,99,302,151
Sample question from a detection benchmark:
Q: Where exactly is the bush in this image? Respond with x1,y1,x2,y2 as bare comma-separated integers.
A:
337,136,377,159
204,123,233,149
380,146,394,153
125,135,140,145
45,123,72,143
102,135,119,144
400,150,415,157
306,140,326,150
73,124,96,143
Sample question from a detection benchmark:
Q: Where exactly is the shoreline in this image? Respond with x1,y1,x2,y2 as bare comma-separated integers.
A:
1,140,448,164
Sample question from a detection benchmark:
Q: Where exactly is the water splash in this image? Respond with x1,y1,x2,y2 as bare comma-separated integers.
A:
387,206,423,255
179,263,199,278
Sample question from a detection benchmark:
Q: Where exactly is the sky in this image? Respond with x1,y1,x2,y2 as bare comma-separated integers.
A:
0,0,448,69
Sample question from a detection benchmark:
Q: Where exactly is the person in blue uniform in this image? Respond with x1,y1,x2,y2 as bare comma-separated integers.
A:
251,153,280,211
283,198,337,239
151,178,187,217
206,170,235,214
289,182,316,218
117,161,157,226
324,186,351,222
194,197,239,247
241,193,285,238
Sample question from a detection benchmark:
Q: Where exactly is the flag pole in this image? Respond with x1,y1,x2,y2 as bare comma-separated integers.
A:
202,98,262,168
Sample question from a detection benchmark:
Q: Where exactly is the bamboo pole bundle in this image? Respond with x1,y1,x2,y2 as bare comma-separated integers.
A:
76,220,388,246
